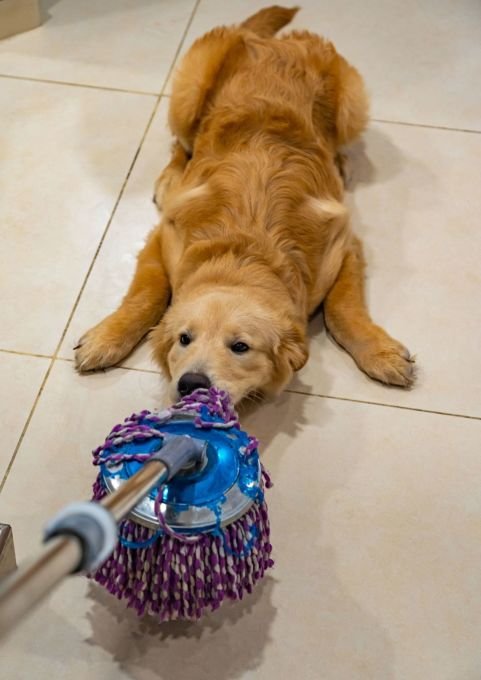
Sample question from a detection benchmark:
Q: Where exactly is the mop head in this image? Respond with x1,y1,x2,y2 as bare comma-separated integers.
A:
90,388,273,621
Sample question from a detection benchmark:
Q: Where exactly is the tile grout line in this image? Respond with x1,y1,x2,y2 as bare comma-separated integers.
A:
371,117,481,135
0,360,53,492
0,119,161,493
51,358,481,421
157,0,201,96
285,388,481,421
34,355,481,422
0,0,202,493
0,72,160,97
0,348,53,360
0,76,479,135
55,355,162,376
1,349,480,429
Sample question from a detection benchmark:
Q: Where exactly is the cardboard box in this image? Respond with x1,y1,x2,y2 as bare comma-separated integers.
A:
0,0,41,40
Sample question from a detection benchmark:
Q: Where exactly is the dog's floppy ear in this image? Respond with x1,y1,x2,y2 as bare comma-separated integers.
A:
279,321,309,372
266,318,308,396
267,318,308,396
149,317,175,378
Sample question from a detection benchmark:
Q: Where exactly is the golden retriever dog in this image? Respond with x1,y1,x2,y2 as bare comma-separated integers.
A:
75,5,414,404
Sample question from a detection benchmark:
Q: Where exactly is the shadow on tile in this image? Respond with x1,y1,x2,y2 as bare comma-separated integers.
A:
84,553,395,679
284,311,336,400
310,548,396,680
85,577,277,679
39,0,61,23
344,125,404,190
240,389,315,443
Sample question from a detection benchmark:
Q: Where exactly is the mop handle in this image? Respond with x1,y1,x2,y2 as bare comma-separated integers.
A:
0,435,204,639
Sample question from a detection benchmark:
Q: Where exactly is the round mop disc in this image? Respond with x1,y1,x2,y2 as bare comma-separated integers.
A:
90,388,273,621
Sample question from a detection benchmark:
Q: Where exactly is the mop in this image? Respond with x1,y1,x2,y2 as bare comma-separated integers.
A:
0,387,273,634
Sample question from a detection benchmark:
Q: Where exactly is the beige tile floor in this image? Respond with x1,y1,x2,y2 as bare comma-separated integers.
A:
1,1,480,678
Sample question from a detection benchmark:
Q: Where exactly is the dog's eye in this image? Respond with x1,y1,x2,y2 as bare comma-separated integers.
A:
231,341,250,354
179,333,191,347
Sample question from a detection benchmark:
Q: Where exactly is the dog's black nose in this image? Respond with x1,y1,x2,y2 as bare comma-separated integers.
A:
177,372,211,397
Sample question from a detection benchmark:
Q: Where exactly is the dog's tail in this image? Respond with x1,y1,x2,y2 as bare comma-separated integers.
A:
241,5,299,38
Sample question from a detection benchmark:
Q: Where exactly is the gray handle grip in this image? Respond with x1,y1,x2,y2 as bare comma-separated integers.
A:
150,435,205,479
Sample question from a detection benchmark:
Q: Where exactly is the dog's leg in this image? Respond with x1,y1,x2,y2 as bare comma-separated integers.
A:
153,141,190,209
168,7,298,152
75,229,169,372
324,238,415,387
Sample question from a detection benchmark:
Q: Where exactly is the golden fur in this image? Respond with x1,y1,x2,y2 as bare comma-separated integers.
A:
75,5,414,403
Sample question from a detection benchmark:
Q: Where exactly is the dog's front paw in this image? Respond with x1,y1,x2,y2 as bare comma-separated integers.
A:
74,317,133,372
356,335,416,388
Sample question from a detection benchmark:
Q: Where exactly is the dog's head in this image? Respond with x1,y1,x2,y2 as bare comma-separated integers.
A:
150,285,307,405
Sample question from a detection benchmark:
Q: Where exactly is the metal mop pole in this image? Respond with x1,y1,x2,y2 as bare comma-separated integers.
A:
0,435,204,639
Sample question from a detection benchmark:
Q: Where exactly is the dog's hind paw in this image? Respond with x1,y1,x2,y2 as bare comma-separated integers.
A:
355,336,416,388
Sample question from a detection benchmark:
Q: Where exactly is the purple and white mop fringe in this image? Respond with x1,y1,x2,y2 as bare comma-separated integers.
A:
90,388,273,621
